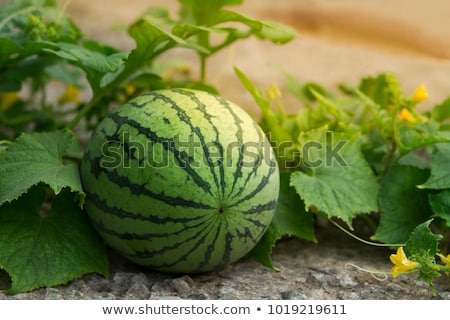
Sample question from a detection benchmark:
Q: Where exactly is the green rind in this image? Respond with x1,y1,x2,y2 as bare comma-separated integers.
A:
80,88,279,273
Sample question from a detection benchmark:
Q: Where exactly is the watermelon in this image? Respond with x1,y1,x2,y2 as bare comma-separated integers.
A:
80,88,279,273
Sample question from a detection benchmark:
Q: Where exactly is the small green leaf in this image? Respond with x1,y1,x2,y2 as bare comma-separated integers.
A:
255,20,297,44
290,128,379,226
211,10,296,44
429,190,450,227
0,187,108,294
404,220,442,290
419,143,450,190
0,129,84,206
374,165,432,244
249,172,316,269
234,66,279,131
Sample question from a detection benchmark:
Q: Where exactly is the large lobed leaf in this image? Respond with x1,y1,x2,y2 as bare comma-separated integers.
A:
419,143,450,190
290,128,379,226
404,220,442,291
373,165,432,244
429,190,450,228
0,129,84,206
0,187,108,294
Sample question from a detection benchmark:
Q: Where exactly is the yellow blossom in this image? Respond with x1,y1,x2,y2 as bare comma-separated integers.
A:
439,253,450,276
266,84,281,100
125,84,136,96
411,84,429,103
0,92,20,111
398,108,415,123
58,83,81,105
390,247,419,278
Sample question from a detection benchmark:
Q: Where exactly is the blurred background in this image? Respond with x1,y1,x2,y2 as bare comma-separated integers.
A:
58,0,450,115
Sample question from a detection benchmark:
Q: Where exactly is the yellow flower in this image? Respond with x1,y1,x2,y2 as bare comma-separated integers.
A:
398,108,415,123
125,84,136,96
266,84,281,100
390,247,419,278
58,83,81,105
411,84,429,103
439,253,450,276
0,92,20,111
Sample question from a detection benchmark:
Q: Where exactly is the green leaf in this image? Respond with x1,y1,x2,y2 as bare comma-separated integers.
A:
234,66,280,132
42,41,128,92
0,129,84,206
284,71,331,105
419,143,450,190
44,61,85,87
397,121,450,154
429,190,450,227
358,73,404,109
43,42,126,73
374,165,432,244
180,0,243,9
212,10,296,44
254,20,297,44
0,186,108,294
431,97,450,123
249,173,316,269
127,19,207,70
234,66,270,111
290,128,379,226
404,220,442,290
0,37,22,66
179,0,243,24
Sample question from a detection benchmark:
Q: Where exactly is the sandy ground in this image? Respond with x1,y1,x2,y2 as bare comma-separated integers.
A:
5,0,446,299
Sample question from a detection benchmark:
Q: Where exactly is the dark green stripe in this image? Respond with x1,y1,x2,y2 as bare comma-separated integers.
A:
229,121,266,200
89,212,210,240
185,90,227,196
207,93,246,199
242,199,278,215
221,221,234,265
87,158,215,209
151,89,223,195
107,111,214,197
234,226,256,241
244,217,269,236
86,191,209,224
123,222,211,260
131,221,213,271
232,157,278,207
197,219,222,270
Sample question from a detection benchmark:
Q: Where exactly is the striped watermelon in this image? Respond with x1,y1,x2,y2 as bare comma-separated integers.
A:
80,88,279,273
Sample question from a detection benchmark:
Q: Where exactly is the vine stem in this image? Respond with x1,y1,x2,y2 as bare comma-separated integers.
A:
63,151,84,162
344,263,389,281
67,62,137,129
67,94,101,130
329,219,405,248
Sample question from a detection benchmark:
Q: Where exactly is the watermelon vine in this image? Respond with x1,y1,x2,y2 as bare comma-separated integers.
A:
0,0,449,294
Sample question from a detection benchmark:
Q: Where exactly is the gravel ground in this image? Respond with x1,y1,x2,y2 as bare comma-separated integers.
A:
2,222,449,300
